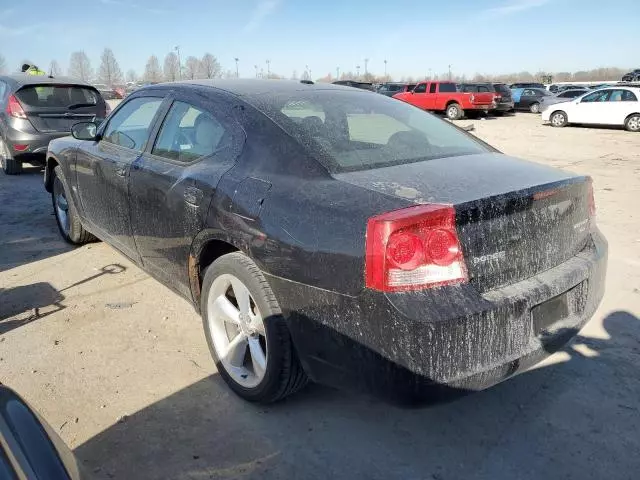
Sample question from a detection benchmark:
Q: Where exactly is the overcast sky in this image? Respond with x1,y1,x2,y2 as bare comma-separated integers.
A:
1,0,638,79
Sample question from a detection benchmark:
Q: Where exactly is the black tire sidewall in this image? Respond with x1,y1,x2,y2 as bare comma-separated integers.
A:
200,253,292,402
52,166,85,244
0,138,21,175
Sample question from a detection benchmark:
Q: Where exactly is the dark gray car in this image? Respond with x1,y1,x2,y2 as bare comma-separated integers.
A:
0,75,107,174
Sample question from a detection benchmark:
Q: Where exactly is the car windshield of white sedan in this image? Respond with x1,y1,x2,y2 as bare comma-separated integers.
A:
260,91,487,172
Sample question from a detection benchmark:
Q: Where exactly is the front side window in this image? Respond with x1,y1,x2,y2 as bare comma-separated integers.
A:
259,90,488,172
102,96,163,151
523,89,534,96
414,83,427,94
582,90,611,103
152,101,228,162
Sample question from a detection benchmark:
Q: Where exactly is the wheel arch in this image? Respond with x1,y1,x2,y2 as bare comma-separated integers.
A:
44,155,60,192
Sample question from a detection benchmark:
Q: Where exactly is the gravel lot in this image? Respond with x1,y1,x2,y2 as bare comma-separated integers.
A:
1,112,639,480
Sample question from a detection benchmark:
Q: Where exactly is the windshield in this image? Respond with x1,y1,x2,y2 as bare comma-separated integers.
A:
251,90,488,173
16,85,99,108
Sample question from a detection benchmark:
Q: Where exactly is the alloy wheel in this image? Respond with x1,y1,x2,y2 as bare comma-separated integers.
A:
628,115,640,132
53,176,70,234
551,113,566,127
207,273,268,388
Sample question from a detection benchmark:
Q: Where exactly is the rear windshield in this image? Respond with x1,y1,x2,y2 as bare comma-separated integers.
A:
16,85,99,108
494,84,511,95
250,90,488,173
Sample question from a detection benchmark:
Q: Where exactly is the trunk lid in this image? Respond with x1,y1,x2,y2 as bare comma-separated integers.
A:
334,153,592,291
15,85,105,133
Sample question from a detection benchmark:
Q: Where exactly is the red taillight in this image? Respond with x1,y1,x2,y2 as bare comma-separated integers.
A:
587,178,596,217
365,204,468,292
13,144,29,152
6,95,27,119
495,95,502,101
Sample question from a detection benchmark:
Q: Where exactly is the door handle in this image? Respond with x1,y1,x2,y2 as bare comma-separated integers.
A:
114,163,127,177
184,186,203,206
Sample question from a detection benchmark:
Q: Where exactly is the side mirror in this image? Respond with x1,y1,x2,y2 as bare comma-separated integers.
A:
71,122,98,141
0,385,81,479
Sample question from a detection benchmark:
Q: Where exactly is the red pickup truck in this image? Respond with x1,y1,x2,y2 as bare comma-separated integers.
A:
393,81,495,120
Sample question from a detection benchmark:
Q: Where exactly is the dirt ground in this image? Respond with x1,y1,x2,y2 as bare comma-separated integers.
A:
1,113,639,480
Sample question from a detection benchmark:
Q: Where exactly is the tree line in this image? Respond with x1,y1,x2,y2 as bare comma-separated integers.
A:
0,51,632,86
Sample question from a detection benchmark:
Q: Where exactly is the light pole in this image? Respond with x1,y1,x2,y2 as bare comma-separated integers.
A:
174,45,182,80
356,65,360,78
266,59,271,78
428,68,432,80
254,65,258,78
364,58,369,77
384,59,387,79
234,58,239,78
448,64,452,81
336,67,340,80
305,64,309,80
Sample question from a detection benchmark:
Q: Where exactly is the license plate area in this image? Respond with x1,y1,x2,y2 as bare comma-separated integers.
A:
531,281,588,334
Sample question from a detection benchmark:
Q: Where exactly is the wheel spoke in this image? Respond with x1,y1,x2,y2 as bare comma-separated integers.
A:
224,333,248,367
211,295,240,325
231,278,251,315
251,311,266,336
248,336,266,378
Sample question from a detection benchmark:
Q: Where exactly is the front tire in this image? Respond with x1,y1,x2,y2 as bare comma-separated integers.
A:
0,138,22,175
52,166,94,244
625,114,640,132
529,102,541,114
550,111,568,128
201,252,308,403
445,103,463,120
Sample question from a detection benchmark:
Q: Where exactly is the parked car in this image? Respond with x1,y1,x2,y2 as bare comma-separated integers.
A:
511,87,554,113
393,81,495,119
510,82,546,89
539,88,589,109
331,80,375,91
542,86,640,132
45,80,607,403
0,74,108,174
0,384,82,479
459,83,514,114
621,69,640,82
377,82,416,97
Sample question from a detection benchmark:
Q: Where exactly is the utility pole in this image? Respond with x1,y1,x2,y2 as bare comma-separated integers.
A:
384,59,387,79
356,65,360,78
364,58,369,77
428,68,432,80
448,64,452,81
234,58,239,78
266,59,271,78
254,65,258,78
336,67,340,80
305,64,309,80
174,45,182,80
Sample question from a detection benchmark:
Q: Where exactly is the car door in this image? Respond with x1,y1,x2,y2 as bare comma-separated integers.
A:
128,91,245,298
570,89,612,124
75,94,168,261
518,89,535,110
409,82,430,109
606,89,638,125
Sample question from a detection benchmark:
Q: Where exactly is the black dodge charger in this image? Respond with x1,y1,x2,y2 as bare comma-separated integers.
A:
44,80,607,403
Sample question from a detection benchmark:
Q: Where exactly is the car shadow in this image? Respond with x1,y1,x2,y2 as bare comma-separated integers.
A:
0,264,126,334
0,167,75,272
74,310,640,480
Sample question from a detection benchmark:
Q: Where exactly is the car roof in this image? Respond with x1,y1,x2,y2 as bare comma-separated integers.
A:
144,79,361,96
0,74,93,87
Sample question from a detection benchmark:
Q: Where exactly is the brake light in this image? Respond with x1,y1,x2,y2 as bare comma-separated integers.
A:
13,144,28,152
587,178,596,217
6,95,27,119
365,204,468,292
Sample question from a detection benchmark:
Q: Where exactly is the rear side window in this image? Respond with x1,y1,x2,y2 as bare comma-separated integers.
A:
15,85,99,108
438,83,458,93
429,83,437,93
152,101,228,162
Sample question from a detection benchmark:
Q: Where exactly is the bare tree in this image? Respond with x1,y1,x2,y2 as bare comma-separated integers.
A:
49,60,62,77
126,69,137,83
144,55,162,83
184,56,201,80
68,51,93,82
199,53,221,79
163,52,180,82
98,48,123,86
0,54,6,74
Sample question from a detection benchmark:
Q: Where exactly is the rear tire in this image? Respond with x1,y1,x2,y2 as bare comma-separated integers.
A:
201,252,308,403
550,111,568,128
624,114,640,132
529,102,541,114
446,103,463,120
52,166,94,244
0,138,22,175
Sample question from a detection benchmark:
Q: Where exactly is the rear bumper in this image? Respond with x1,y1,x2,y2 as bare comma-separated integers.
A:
267,229,607,402
3,124,69,159
492,101,515,112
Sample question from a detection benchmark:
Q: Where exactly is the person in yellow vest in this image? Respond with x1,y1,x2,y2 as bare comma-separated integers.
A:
21,63,46,76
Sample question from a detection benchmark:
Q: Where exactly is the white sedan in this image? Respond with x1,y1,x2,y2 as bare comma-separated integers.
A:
542,86,640,132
